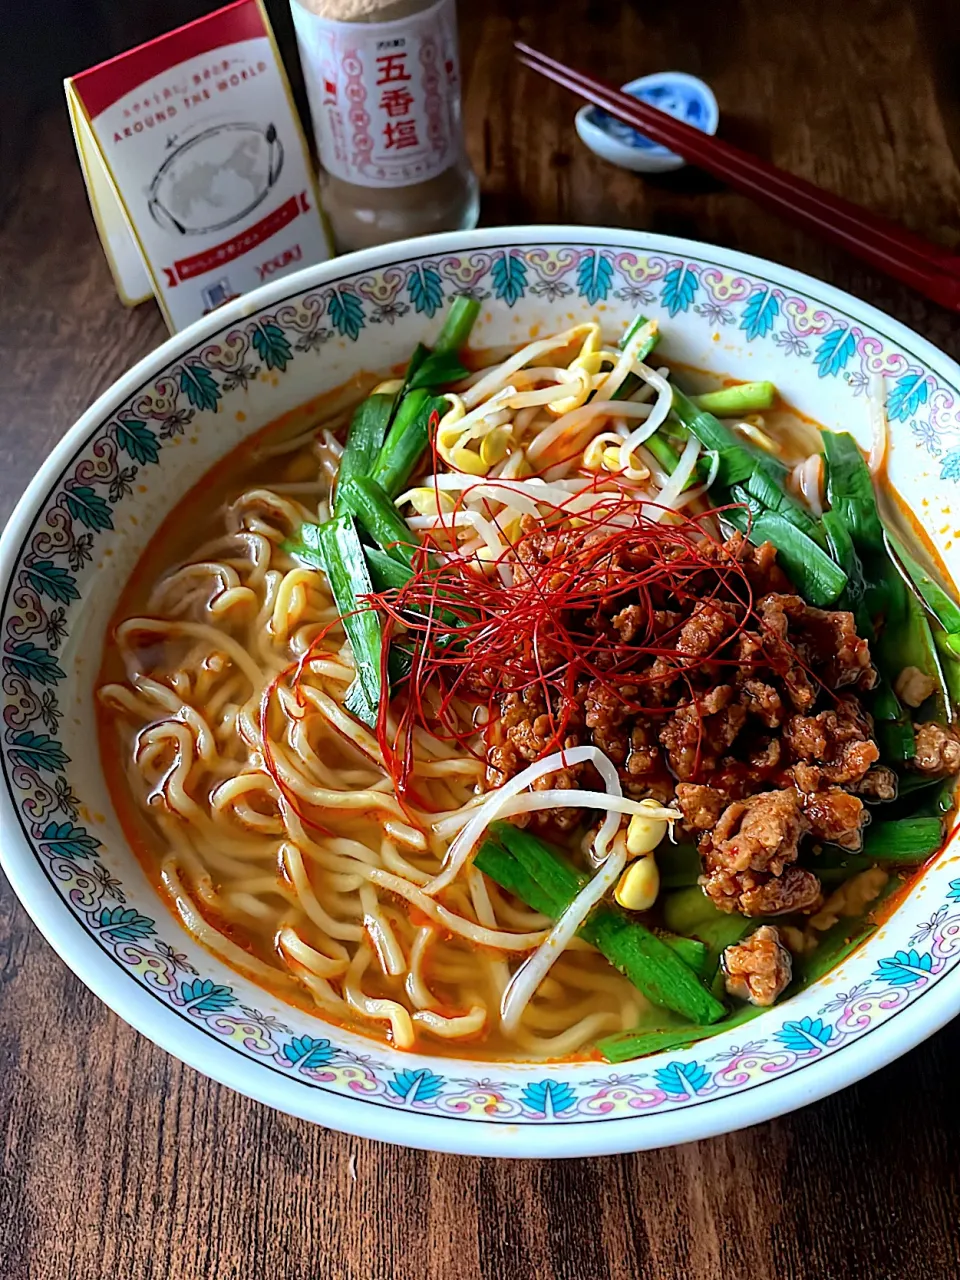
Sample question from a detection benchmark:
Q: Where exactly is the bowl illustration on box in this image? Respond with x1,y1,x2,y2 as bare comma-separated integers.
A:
147,122,284,236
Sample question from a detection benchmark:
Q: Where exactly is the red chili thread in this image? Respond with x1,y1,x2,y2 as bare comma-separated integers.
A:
364,484,828,794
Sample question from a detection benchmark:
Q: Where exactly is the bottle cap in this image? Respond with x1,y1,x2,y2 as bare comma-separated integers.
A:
575,71,718,174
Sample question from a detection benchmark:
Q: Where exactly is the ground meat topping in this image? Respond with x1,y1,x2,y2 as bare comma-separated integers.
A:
708,789,807,874
675,782,726,830
853,765,898,802
722,925,793,1006
659,685,747,781
584,678,636,764
757,594,877,694
700,790,812,915
481,533,891,909
484,687,586,828
738,867,823,916
913,722,960,775
675,600,740,665
784,697,879,790
738,678,786,728
800,786,868,850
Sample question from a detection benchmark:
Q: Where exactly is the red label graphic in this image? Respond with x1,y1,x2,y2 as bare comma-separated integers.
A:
256,244,303,281
163,192,310,285
72,0,266,120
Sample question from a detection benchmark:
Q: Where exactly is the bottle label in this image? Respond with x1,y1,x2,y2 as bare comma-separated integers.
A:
292,0,462,189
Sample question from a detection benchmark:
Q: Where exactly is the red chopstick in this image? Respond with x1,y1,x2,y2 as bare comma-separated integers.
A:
515,41,960,312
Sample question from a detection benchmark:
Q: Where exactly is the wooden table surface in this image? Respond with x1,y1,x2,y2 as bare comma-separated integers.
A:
3,1,960,1276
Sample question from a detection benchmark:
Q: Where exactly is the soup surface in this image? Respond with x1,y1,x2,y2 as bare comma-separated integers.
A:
97,310,958,1063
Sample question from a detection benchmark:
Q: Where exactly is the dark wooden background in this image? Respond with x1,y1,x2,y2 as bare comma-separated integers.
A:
3,2,960,1276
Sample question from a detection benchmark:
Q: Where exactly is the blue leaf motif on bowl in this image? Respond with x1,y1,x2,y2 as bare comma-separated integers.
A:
64,485,113,532
653,1060,711,1097
327,289,365,341
519,1079,577,1116
180,977,236,1013
873,949,934,986
491,252,528,307
947,878,960,903
21,559,80,606
8,730,69,774
407,264,445,318
576,250,614,306
37,821,100,861
114,419,161,466
251,320,293,372
740,287,780,342
813,325,857,378
282,1035,335,1070
3,641,65,687
940,447,960,482
97,905,156,942
389,1067,445,1105
774,1016,833,1053
178,363,221,413
660,264,699,317
886,371,930,423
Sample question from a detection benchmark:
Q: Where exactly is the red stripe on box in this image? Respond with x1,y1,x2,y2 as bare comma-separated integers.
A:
163,193,308,285
71,0,266,119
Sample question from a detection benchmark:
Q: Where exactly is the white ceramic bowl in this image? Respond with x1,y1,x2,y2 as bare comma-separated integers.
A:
3,227,960,1157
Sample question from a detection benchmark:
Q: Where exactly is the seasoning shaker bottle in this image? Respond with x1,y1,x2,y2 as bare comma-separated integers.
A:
290,0,480,252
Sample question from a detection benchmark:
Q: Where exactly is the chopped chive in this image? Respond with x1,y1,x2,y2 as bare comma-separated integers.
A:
406,352,470,393
399,342,430,396
476,823,726,1025
337,475,421,568
723,506,846,607
333,393,395,517
823,508,873,638
658,842,703,890
610,314,661,403
364,545,415,592
472,837,559,919
312,515,382,728
934,628,960,707
886,530,960,635
597,1000,764,1064
643,432,683,474
671,384,790,489
663,934,710,977
822,430,885,553
877,717,918,763
730,473,827,547
602,878,905,1062
433,295,481,356
860,816,943,858
370,389,448,498
692,381,777,416
581,909,726,1024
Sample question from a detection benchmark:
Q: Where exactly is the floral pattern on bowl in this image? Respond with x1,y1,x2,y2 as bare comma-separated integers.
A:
3,228,960,1156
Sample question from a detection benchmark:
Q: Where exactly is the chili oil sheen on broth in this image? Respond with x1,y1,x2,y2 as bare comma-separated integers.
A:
97,304,959,1063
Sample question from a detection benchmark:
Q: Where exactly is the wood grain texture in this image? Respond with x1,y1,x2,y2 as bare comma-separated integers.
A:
2,2,960,1276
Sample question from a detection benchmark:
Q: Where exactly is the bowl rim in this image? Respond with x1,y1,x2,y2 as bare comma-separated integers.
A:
3,223,960,1156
